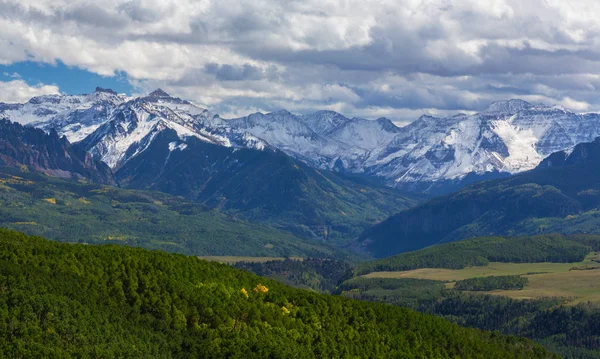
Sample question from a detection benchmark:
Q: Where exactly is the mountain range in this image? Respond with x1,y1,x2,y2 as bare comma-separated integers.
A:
4,89,600,193
5,88,600,246
3,86,600,357
0,90,418,242
359,137,600,257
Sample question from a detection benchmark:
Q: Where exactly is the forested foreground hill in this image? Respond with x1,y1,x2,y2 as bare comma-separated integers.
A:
0,229,556,358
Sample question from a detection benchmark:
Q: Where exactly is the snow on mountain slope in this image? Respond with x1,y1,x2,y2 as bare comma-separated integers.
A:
0,87,127,142
489,117,541,172
353,101,600,190
77,90,238,169
331,117,401,151
225,110,364,169
3,90,600,192
300,110,351,135
226,110,402,171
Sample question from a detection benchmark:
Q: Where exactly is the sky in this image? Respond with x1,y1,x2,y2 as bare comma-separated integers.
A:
0,0,599,123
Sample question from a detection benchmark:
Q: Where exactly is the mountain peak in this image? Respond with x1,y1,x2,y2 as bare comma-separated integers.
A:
148,88,171,98
484,99,534,113
94,87,118,95
416,114,438,122
311,110,344,116
375,117,400,132
271,109,294,116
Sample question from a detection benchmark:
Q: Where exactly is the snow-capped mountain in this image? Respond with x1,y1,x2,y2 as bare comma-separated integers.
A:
225,100,600,191
226,110,360,169
1,87,127,142
76,89,235,169
360,100,600,190
3,89,600,192
226,110,403,172
0,88,268,170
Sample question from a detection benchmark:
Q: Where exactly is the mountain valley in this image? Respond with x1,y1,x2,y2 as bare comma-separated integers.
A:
0,96,420,243
6,2,600,358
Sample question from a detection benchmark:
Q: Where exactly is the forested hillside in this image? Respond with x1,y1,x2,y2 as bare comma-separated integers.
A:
0,167,345,258
116,129,420,243
453,275,528,291
0,229,556,358
335,233,600,358
357,234,598,274
233,258,354,293
360,138,600,257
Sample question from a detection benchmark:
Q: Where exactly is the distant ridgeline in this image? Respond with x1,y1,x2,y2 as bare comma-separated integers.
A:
0,167,349,259
0,229,555,358
356,234,600,275
360,137,600,258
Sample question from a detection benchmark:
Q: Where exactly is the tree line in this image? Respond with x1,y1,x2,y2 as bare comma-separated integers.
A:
0,228,555,358
357,234,597,274
454,275,528,291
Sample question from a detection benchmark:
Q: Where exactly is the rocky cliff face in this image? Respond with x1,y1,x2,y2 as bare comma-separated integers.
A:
0,119,115,184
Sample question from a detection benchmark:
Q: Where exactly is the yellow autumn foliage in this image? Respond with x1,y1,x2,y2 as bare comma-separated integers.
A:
281,306,290,314
241,288,249,298
253,284,269,294
44,198,57,204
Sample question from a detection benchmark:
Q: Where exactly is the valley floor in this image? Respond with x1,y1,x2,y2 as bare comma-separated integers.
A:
365,252,600,305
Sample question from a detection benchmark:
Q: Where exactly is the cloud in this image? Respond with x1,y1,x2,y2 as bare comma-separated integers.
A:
2,72,20,78
204,63,278,81
560,97,590,111
0,79,60,103
1,0,600,121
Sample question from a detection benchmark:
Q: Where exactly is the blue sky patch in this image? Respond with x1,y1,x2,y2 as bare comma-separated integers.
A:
0,61,134,95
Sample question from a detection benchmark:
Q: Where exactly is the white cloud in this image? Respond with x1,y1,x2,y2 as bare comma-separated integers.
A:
2,72,20,78
560,97,590,111
0,80,60,103
2,0,600,121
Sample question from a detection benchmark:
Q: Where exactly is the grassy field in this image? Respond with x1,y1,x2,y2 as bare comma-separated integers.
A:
198,256,303,264
365,253,600,304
